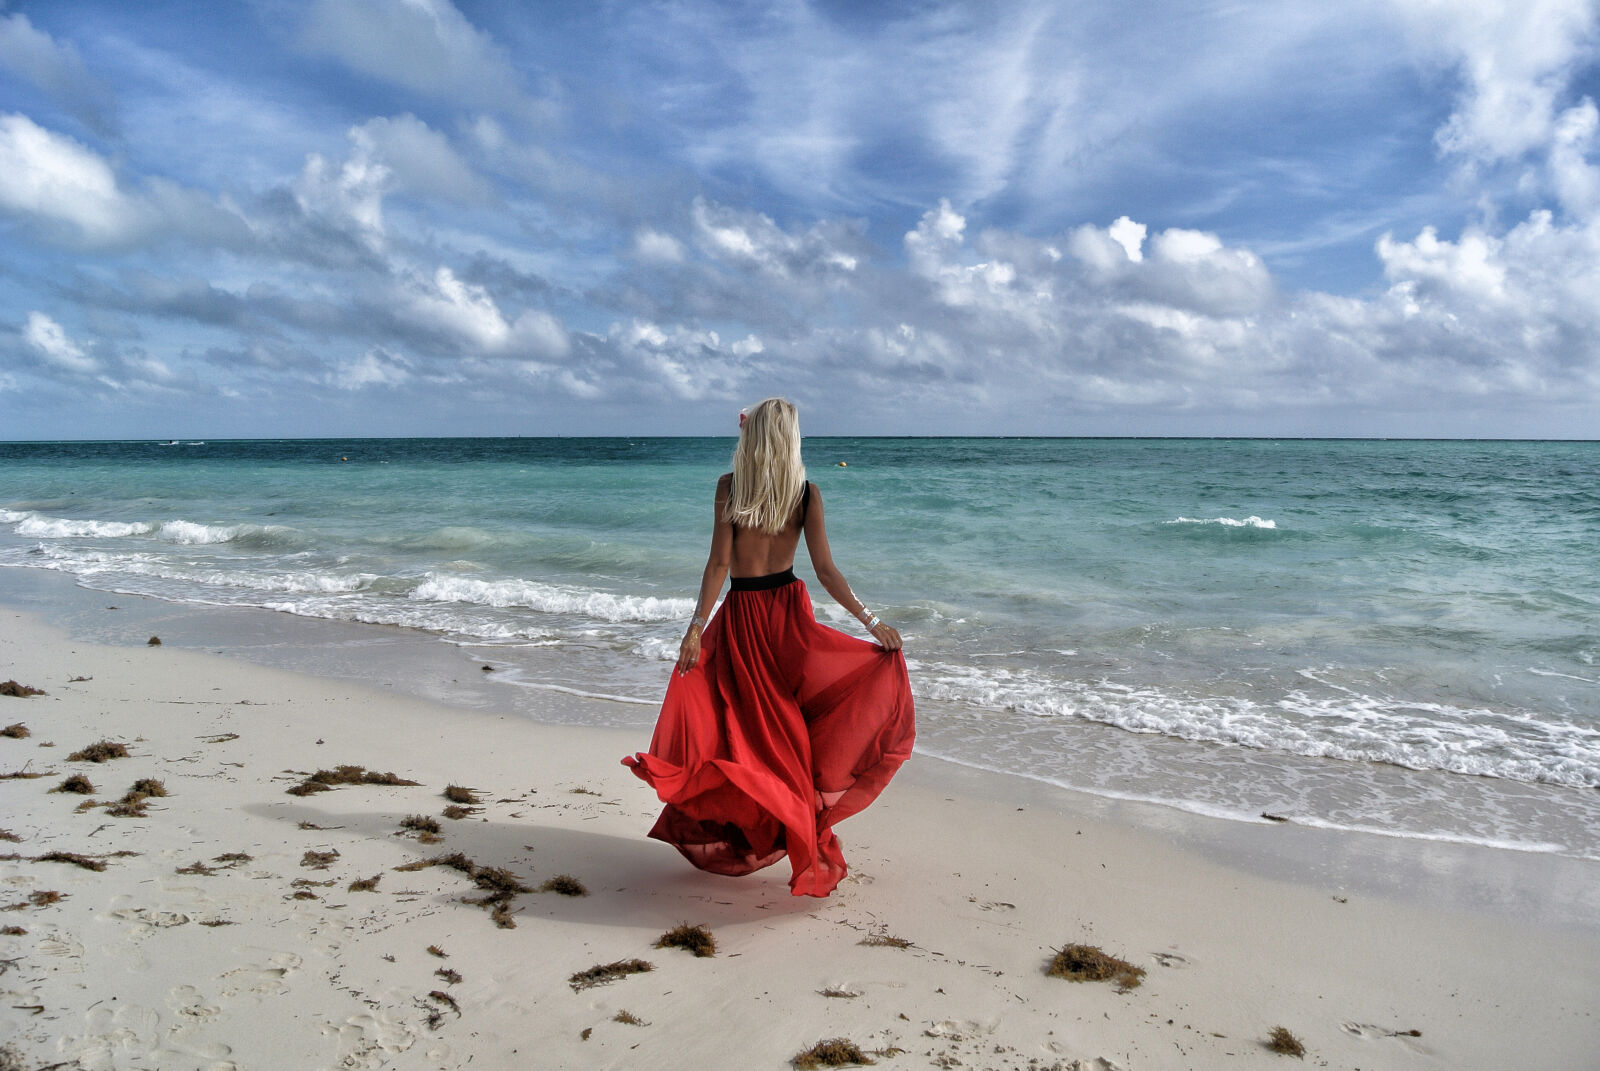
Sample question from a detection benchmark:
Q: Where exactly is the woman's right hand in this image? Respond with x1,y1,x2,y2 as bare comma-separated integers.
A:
677,628,702,675
869,621,902,651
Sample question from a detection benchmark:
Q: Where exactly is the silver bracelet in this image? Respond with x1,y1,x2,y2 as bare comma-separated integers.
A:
688,614,706,631
864,614,881,630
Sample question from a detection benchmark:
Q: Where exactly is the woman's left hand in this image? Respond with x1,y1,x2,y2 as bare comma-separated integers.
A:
677,627,702,675
869,621,902,651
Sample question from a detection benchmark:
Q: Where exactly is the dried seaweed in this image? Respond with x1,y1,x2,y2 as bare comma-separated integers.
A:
538,874,589,897
67,740,129,762
567,958,653,991
793,1038,876,1068
1045,943,1146,991
1267,1026,1306,1057
654,922,715,957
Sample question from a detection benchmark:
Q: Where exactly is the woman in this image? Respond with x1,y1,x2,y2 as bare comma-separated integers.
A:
623,398,915,897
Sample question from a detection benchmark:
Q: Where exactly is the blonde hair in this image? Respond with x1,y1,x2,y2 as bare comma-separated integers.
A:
724,397,807,533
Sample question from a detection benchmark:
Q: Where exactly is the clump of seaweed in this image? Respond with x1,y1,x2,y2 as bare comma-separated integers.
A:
1045,943,1146,992
1267,1026,1306,1057
286,764,421,796
177,861,219,876
395,852,532,927
2,925,26,936
107,783,159,817
428,990,461,1017
301,850,340,869
435,967,462,985
539,874,589,897
147,635,162,646
401,815,441,834
35,851,107,872
441,804,478,820
819,987,860,999
2,890,64,910
857,932,912,949
68,740,129,762
0,830,19,843
0,768,48,780
567,958,653,991
427,944,448,958
214,852,252,867
793,1038,876,1068
52,774,94,795
1,722,30,737
654,922,715,957
443,784,481,805
0,682,45,698
613,1009,647,1026
349,874,381,893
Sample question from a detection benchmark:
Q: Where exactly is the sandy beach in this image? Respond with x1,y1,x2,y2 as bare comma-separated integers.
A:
2,594,1598,1071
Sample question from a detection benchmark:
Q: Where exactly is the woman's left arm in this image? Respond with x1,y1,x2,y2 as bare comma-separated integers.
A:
803,483,902,651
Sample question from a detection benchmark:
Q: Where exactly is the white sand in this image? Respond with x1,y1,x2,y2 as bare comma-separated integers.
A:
2,601,1597,1070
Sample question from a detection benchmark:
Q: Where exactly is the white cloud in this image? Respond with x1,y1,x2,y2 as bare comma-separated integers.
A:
691,197,863,280
294,146,391,249
1401,0,1598,165
22,311,97,373
0,113,138,243
396,266,569,358
0,12,117,134
632,228,685,263
1108,216,1146,262
352,114,489,203
300,0,531,116
335,347,413,390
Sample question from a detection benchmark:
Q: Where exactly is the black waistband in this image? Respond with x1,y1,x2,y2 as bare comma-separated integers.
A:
729,568,797,591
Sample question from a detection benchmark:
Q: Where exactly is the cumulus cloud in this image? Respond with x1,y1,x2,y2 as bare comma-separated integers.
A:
395,266,569,358
22,311,97,374
0,12,118,135
0,112,138,243
1402,0,1598,165
334,347,413,390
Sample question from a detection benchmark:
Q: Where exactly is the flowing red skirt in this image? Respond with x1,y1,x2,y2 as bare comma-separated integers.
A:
622,576,915,897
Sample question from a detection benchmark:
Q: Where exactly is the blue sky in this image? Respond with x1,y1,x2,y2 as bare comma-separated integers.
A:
2,0,1598,438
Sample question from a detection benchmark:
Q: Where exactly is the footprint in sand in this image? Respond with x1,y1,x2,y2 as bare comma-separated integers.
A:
37,932,86,971
328,1010,419,1068
924,1018,994,1041
59,1002,161,1065
156,1038,235,1069
169,984,223,1022
1342,1021,1427,1046
1150,951,1191,968
111,907,192,931
220,951,301,998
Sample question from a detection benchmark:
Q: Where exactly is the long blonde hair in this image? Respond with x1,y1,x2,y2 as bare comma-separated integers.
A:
724,397,807,533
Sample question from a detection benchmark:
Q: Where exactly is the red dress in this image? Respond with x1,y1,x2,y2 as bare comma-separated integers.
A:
623,569,915,897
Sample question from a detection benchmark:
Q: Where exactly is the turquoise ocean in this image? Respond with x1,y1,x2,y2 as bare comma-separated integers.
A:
3,437,1597,859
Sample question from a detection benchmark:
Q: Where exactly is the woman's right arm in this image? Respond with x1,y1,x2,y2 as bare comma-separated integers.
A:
678,476,734,674
803,483,902,651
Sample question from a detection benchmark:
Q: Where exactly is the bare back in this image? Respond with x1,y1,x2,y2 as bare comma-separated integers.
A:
720,472,811,577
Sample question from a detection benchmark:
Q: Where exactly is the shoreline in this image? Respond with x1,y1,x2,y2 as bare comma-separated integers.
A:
2,585,1598,1067
4,563,1600,925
